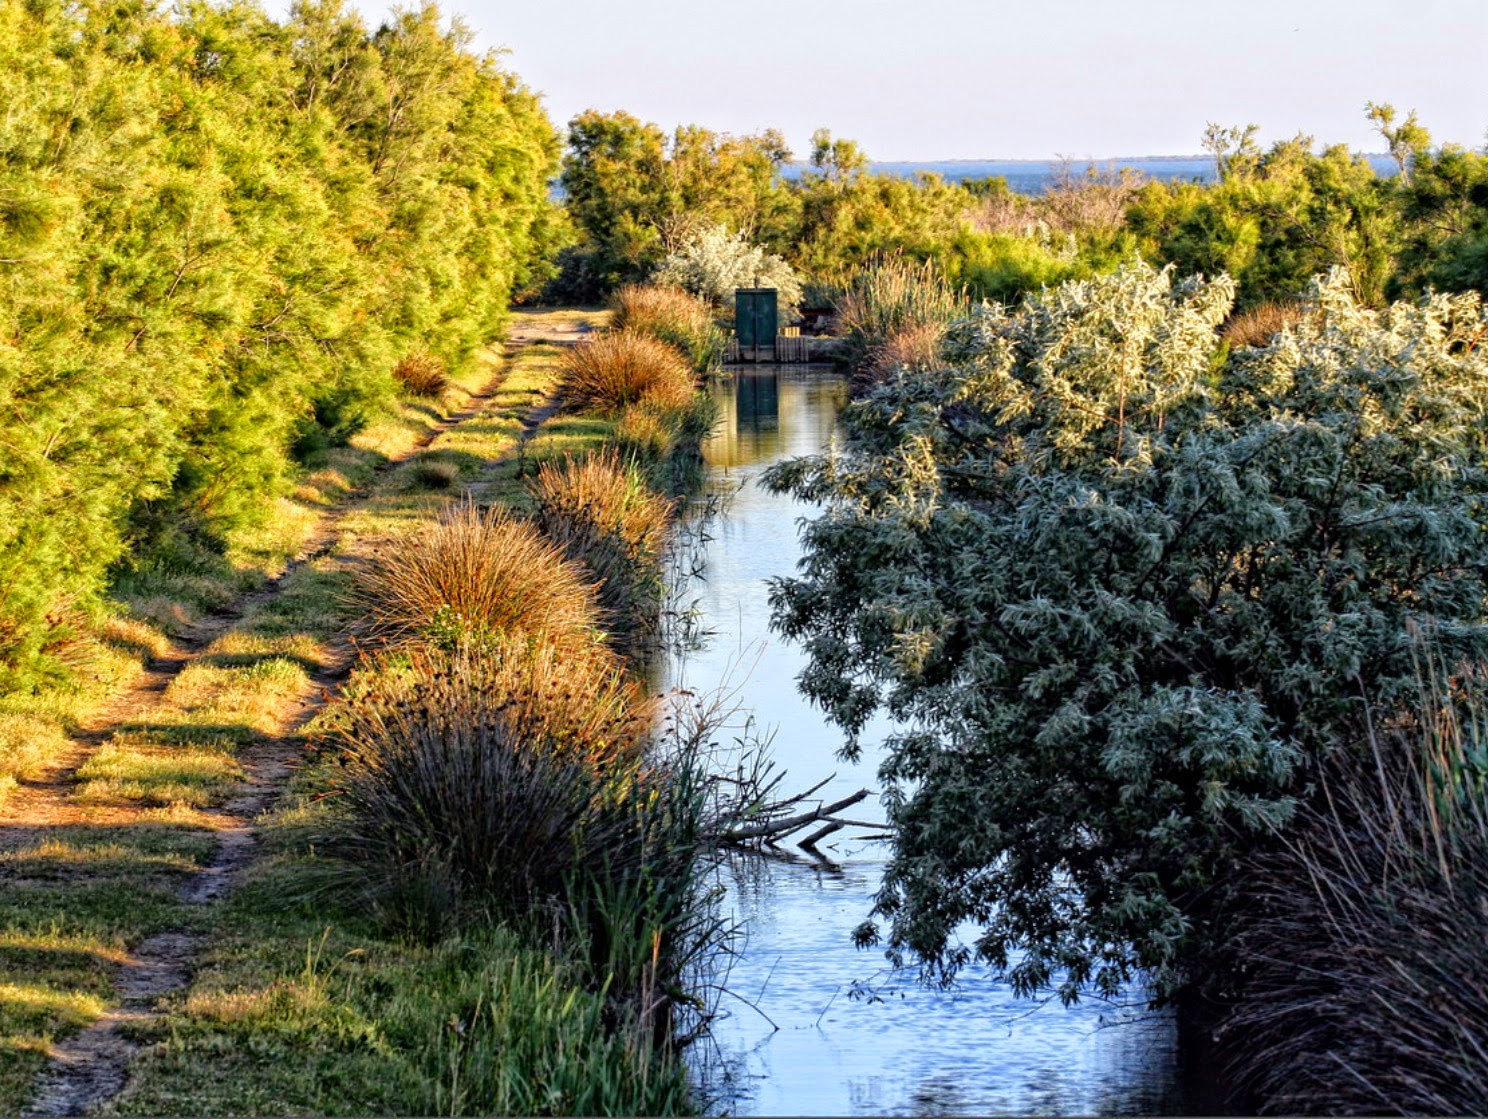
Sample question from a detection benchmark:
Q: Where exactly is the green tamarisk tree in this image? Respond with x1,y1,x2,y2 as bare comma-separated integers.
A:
0,0,560,682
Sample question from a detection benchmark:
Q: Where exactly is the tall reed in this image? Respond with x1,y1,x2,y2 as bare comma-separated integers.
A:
834,254,967,379
1217,634,1488,1114
530,450,674,651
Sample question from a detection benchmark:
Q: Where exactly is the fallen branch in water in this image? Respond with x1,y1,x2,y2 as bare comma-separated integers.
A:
707,783,891,851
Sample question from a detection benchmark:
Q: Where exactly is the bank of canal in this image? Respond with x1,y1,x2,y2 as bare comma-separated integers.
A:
665,366,1190,1116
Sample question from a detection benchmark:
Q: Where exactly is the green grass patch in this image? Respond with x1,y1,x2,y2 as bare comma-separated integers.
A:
112,867,690,1117
73,741,245,809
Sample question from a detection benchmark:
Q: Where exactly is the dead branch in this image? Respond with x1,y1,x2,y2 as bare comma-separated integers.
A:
709,786,890,851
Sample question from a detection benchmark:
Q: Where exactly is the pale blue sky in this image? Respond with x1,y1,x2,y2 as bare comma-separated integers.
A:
439,0,1483,159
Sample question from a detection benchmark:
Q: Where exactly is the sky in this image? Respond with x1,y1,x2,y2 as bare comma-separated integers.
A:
411,0,1483,161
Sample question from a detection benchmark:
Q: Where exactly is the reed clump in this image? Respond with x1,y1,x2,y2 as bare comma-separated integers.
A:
1219,301,1311,348
530,450,674,648
835,255,966,377
321,643,717,1036
859,320,948,384
610,284,726,372
558,331,696,415
355,500,603,653
392,351,451,398
1217,642,1488,1114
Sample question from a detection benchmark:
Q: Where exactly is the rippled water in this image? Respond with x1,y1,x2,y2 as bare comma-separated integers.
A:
662,368,1189,1116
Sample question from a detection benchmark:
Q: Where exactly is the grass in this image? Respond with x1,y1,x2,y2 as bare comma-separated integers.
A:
108,874,691,1117
558,330,697,415
530,449,675,650
1,309,716,1116
355,500,606,654
610,284,727,372
0,715,70,804
1219,300,1311,348
1217,632,1488,1113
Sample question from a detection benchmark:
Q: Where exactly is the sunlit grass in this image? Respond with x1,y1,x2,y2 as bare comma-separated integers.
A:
73,741,244,809
0,715,70,791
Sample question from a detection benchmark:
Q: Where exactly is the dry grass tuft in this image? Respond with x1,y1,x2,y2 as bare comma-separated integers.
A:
530,450,674,647
406,459,459,491
558,331,696,416
859,321,948,384
321,641,660,936
392,351,450,399
613,404,677,462
610,284,725,370
1219,302,1310,348
356,500,604,652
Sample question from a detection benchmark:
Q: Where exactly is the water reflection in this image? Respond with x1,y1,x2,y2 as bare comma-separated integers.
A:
671,367,1184,1117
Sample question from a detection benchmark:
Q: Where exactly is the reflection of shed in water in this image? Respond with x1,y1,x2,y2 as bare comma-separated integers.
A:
734,371,780,434
706,367,849,470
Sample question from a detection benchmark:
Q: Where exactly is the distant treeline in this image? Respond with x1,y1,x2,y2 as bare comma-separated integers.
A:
0,0,562,681
554,111,1488,311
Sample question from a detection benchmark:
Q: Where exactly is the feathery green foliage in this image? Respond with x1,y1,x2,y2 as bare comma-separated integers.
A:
0,0,561,685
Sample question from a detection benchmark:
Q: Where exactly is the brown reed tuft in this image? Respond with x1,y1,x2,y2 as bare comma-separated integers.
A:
392,350,450,398
530,450,674,649
356,499,603,652
1219,301,1310,349
558,330,697,415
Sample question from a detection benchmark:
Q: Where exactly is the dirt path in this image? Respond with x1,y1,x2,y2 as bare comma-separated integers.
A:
12,319,586,1117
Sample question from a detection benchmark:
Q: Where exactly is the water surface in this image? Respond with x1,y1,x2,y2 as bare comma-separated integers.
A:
665,368,1187,1116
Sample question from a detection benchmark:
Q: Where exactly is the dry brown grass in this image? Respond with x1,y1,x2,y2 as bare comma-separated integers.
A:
1220,302,1311,348
613,404,677,462
348,640,655,771
356,500,603,652
392,351,450,399
530,450,674,647
609,284,724,370
558,331,696,415
859,321,948,384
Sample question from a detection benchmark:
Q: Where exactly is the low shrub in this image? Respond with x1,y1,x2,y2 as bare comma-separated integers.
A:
609,285,727,371
530,450,674,650
355,500,602,653
392,351,451,399
558,331,697,415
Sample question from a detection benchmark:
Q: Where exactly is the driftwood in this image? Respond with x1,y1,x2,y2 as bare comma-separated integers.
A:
707,776,890,855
